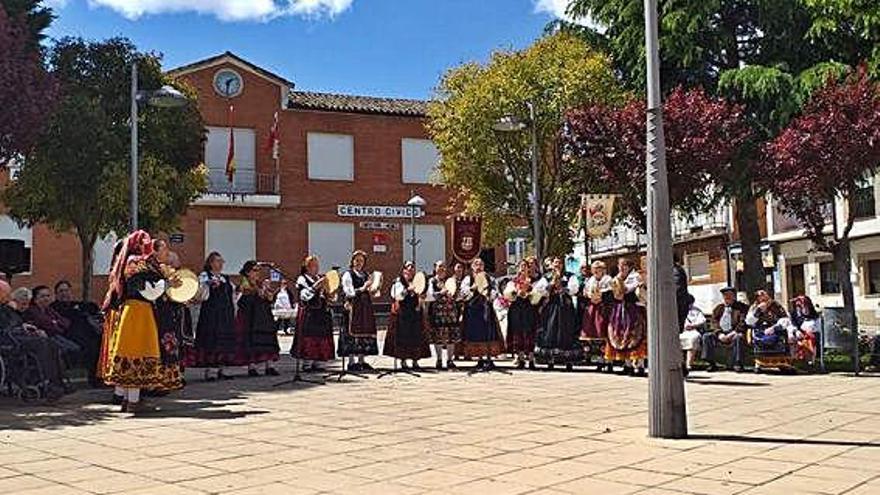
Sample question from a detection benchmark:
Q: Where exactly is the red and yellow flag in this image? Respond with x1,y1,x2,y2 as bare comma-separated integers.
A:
225,104,236,183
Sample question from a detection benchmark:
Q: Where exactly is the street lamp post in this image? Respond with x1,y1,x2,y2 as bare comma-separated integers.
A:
494,102,542,260
407,193,427,267
130,61,188,231
644,0,688,438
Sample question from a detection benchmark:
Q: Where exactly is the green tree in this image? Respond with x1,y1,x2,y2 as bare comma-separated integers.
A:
427,32,624,256
2,37,207,299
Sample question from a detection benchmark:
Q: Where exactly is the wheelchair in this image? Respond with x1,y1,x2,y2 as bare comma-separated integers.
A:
0,330,53,401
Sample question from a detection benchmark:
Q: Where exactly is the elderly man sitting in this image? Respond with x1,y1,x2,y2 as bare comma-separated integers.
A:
702,287,748,372
0,281,69,397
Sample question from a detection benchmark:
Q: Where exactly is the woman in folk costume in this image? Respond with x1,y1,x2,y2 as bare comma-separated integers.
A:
504,259,540,369
102,230,182,413
98,239,125,404
459,257,505,370
606,257,648,376
293,255,336,372
535,256,584,370
581,260,614,371
147,239,187,391
338,250,379,371
384,261,431,369
187,252,240,381
237,261,281,377
426,260,462,370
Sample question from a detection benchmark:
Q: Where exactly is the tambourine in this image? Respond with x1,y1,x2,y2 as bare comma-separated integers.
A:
166,269,199,303
324,270,340,294
369,271,383,295
443,276,458,297
474,272,490,296
411,271,427,295
503,280,517,302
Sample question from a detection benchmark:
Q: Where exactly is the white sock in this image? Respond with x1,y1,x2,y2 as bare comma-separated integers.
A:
126,388,140,403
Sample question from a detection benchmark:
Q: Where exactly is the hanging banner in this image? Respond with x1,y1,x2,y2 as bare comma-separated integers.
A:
452,216,482,262
583,194,616,238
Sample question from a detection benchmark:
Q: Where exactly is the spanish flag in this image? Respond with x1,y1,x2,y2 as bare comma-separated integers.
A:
225,104,236,183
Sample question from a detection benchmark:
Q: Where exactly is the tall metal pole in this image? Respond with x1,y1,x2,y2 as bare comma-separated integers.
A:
130,61,139,232
645,0,688,438
528,102,542,260
411,208,417,266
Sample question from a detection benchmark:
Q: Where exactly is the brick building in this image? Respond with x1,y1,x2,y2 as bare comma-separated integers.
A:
1,52,502,300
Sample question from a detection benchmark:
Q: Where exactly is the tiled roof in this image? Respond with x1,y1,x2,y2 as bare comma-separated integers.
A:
288,91,427,117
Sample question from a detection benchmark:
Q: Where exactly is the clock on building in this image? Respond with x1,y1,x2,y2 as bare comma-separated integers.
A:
213,69,243,98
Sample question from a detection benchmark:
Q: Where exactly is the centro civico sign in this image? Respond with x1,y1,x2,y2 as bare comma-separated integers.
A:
337,204,425,218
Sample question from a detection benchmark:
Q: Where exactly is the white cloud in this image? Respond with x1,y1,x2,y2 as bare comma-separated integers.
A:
85,0,353,22
533,0,593,27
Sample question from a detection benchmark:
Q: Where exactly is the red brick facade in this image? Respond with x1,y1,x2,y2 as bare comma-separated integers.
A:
3,53,503,300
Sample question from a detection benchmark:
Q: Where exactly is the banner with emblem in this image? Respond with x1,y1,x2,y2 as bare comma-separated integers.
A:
452,216,482,262
582,194,616,238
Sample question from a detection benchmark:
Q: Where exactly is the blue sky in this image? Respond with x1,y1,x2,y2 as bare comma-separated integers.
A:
44,0,576,100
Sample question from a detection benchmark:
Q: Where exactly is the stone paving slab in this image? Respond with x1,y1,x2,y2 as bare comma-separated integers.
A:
2,344,879,495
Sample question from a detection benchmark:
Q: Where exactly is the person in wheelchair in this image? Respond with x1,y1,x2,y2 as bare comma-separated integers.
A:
746,289,790,353
0,280,69,398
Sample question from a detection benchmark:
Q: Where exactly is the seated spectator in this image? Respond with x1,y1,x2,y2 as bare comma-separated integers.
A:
702,287,748,372
273,279,295,334
51,280,103,386
679,298,706,374
0,281,68,397
787,295,819,363
10,287,31,312
23,285,82,367
746,289,790,352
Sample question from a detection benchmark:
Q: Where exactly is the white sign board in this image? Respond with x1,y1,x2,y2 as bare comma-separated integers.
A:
338,204,425,218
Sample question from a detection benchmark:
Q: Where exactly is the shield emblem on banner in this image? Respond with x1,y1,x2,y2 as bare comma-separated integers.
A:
452,216,482,262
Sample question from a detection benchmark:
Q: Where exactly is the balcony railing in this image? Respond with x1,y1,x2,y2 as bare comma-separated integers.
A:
206,168,279,195
590,207,730,255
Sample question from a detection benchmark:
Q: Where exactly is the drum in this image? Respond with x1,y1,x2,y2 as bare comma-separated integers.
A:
324,270,341,294
443,276,458,297
412,271,427,295
166,268,199,303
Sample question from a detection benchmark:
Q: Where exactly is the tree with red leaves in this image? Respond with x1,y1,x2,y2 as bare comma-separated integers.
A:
0,6,56,167
563,87,751,230
762,67,880,332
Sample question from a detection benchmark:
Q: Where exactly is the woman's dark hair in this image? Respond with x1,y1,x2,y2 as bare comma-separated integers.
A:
240,260,259,277
54,280,72,292
203,252,222,274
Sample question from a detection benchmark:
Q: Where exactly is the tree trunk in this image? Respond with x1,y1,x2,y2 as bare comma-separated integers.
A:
735,195,765,300
78,230,98,302
834,239,858,332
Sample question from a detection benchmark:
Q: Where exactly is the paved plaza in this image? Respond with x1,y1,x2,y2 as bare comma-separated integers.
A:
2,339,879,495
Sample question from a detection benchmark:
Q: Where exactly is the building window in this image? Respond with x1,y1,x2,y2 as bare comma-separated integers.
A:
204,126,257,194
787,263,806,298
401,224,446,273
819,261,839,294
92,234,119,276
308,222,354,271
506,238,527,273
685,252,710,281
0,215,32,274
401,138,440,184
866,260,880,295
851,177,876,219
205,219,256,275
307,132,354,181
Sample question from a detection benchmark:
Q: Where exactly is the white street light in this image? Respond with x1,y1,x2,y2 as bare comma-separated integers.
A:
493,102,542,259
130,64,189,231
407,193,426,266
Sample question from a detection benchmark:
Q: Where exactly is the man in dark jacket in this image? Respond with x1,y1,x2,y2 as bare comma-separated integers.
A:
673,253,691,331
702,287,749,371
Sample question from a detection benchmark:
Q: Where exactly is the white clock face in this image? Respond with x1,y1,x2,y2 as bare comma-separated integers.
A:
214,69,243,98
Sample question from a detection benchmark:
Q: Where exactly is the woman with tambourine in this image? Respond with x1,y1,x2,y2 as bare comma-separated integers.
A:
504,259,540,370
383,261,431,369
236,261,281,377
425,260,462,370
292,255,337,373
534,256,584,371
459,257,505,370
338,250,380,371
